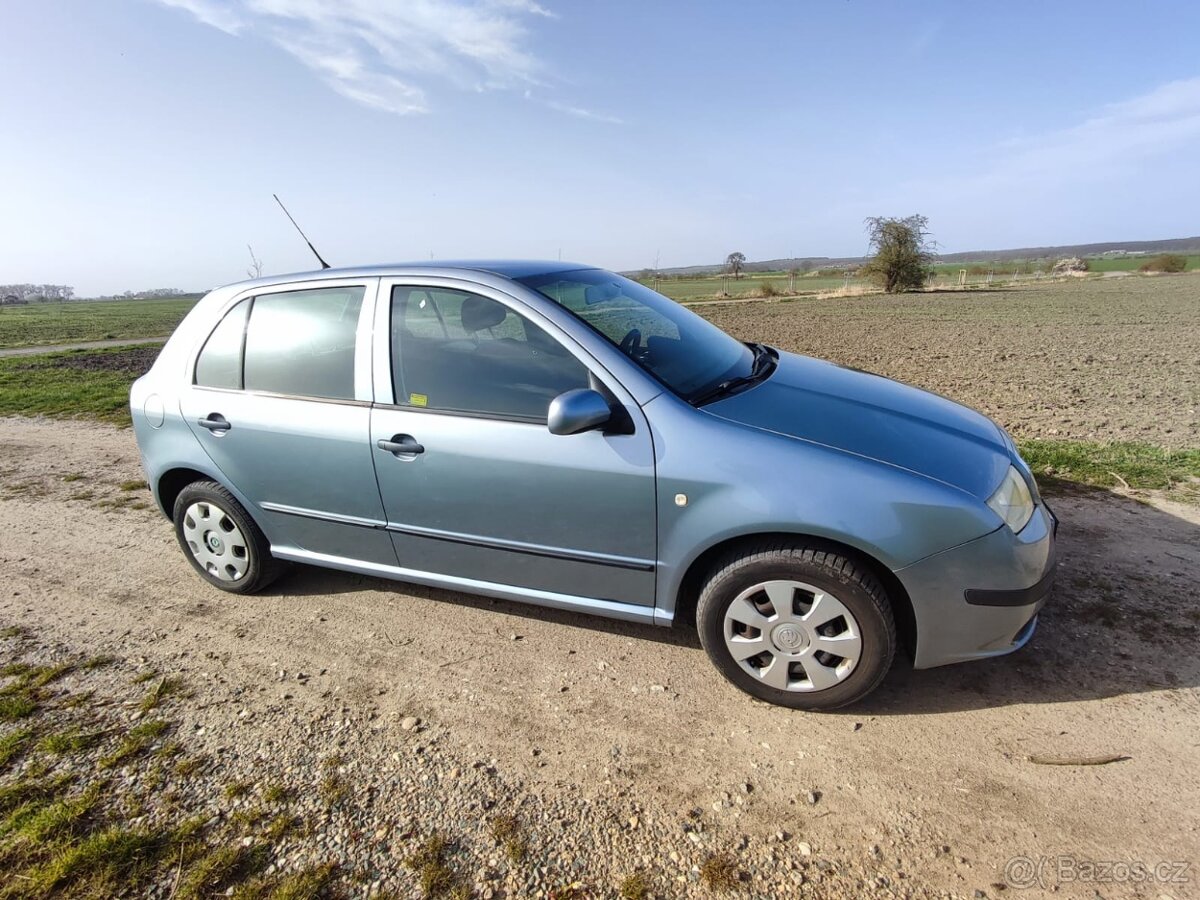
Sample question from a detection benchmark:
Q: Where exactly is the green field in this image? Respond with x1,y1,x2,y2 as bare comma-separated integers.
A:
0,298,196,349
0,345,160,423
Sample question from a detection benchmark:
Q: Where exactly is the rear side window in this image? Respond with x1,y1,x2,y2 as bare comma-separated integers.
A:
194,300,249,389
243,286,365,400
390,286,588,420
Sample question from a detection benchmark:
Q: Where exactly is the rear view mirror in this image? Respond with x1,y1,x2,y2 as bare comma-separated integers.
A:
548,389,611,435
583,283,621,305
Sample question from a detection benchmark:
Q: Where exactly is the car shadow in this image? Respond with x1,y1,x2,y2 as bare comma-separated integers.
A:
265,485,1200,712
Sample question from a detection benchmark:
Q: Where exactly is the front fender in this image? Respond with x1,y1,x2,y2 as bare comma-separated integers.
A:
644,394,998,621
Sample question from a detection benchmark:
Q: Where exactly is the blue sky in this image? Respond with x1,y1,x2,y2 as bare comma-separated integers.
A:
3,1,1199,295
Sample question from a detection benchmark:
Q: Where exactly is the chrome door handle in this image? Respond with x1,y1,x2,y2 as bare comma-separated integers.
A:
377,435,424,456
198,414,231,433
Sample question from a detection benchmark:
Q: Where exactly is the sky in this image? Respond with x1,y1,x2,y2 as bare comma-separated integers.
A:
3,1,1199,295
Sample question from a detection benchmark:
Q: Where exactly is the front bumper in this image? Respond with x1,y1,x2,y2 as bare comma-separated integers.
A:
895,502,1058,669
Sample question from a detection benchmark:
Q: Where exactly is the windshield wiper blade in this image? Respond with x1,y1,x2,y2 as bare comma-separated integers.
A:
689,344,774,407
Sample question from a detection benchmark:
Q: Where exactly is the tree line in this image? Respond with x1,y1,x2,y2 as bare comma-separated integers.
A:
0,284,75,304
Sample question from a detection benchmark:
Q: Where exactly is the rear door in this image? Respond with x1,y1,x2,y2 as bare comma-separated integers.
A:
179,279,396,565
369,279,658,608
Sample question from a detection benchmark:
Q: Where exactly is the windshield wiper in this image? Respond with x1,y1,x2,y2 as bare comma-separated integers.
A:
689,343,774,407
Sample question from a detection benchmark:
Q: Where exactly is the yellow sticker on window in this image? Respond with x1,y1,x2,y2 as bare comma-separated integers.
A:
409,393,428,407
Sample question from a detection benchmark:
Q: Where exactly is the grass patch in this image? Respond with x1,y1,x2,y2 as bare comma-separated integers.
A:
490,814,528,863
173,754,206,778
82,654,116,671
38,727,107,755
405,834,468,899
131,669,159,684
262,783,290,805
223,780,252,801
1020,440,1200,491
61,473,84,482
177,842,269,900
0,728,34,769
98,719,168,769
138,675,188,712
700,852,741,891
619,870,651,899
0,694,38,721
233,861,338,900
0,626,25,639
15,824,168,894
317,772,349,807
119,479,148,492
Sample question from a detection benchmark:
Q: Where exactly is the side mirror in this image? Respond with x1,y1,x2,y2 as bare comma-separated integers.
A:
548,388,611,435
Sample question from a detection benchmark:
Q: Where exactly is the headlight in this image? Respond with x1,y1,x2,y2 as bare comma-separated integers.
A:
987,465,1035,532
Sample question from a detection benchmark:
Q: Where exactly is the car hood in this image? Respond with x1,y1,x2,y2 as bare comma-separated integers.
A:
704,351,1010,499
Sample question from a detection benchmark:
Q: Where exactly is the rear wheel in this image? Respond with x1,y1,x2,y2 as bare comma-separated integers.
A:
696,541,896,710
172,481,285,594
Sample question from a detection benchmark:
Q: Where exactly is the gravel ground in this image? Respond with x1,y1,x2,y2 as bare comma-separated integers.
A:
2,419,1199,898
2,634,950,900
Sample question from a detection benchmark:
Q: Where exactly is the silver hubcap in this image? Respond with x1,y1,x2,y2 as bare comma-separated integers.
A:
723,580,862,692
182,502,249,582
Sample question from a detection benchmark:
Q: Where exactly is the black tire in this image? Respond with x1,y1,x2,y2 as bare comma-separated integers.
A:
172,481,286,594
696,540,896,710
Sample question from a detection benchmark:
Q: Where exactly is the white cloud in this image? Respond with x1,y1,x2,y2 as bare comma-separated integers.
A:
543,99,623,125
156,0,245,34
986,76,1200,183
152,0,601,116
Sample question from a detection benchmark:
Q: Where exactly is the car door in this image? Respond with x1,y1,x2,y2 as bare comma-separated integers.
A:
179,278,397,566
369,279,658,608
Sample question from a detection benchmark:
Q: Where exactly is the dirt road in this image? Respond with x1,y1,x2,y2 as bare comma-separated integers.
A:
0,336,167,358
2,416,1198,897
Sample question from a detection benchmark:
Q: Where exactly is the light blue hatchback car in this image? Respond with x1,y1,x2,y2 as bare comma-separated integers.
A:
131,262,1057,709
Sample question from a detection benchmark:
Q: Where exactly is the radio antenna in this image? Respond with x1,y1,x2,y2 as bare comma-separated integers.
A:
273,193,330,269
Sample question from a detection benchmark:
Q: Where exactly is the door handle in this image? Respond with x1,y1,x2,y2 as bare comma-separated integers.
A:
377,434,424,456
198,413,231,433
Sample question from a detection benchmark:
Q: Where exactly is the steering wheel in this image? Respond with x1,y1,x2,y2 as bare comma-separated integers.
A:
618,327,642,358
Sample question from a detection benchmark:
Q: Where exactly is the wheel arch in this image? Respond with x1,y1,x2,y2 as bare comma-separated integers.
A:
155,466,220,518
673,531,917,661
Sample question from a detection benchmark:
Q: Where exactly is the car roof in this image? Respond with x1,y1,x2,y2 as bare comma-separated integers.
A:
231,260,597,290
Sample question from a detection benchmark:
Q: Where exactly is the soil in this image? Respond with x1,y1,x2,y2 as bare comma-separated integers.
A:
1,416,1198,897
703,275,1200,449
9,345,161,373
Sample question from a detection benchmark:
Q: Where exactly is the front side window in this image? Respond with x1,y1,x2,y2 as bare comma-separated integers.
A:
517,269,754,402
391,286,588,420
242,286,364,400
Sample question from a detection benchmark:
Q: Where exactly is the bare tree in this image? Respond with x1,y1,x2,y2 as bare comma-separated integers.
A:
247,244,264,279
725,251,746,279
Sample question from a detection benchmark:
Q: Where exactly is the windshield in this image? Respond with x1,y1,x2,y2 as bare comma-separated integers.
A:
517,269,755,401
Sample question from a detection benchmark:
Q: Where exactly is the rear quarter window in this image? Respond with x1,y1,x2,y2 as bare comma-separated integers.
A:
194,300,249,389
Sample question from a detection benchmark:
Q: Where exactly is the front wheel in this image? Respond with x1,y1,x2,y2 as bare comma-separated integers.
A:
173,481,285,594
696,541,896,710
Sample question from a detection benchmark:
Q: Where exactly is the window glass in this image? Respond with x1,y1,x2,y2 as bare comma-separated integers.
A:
194,299,249,389
518,269,754,402
243,286,364,400
391,286,588,420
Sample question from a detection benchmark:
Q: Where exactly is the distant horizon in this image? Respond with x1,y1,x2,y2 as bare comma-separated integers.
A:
30,232,1196,297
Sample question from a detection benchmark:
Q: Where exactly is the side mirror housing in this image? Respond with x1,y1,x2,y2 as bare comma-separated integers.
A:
548,388,611,435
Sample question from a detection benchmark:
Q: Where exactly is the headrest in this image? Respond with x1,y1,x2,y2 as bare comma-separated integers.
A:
460,295,508,333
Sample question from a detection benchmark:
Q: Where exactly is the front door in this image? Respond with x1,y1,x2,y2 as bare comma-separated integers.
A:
369,282,657,606
179,280,396,566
